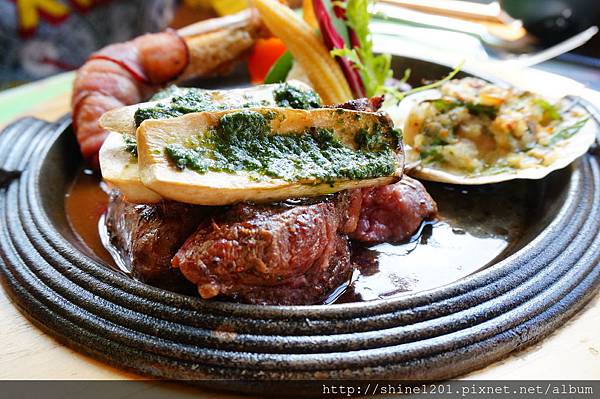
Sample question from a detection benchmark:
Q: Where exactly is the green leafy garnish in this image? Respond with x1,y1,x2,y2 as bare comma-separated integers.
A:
547,118,588,146
330,0,392,97
398,68,411,85
535,98,562,122
385,61,464,103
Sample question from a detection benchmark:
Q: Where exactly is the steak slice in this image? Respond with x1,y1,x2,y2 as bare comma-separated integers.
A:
104,177,437,303
350,176,438,243
172,196,352,305
105,191,205,292
204,234,351,306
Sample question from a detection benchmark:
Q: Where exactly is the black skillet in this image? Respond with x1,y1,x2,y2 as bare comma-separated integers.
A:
0,56,598,394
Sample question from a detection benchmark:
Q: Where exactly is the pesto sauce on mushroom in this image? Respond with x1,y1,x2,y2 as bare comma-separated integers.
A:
133,83,322,127
164,110,397,183
273,82,321,109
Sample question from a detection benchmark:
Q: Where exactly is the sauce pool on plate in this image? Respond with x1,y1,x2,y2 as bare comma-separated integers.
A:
65,168,529,303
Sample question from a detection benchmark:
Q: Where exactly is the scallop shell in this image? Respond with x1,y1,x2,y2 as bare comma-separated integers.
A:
382,90,597,185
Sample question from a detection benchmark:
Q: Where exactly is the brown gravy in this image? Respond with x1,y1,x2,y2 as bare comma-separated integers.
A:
64,169,114,266
65,168,529,303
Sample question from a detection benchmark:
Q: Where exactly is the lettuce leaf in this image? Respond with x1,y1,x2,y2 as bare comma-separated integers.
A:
330,0,392,97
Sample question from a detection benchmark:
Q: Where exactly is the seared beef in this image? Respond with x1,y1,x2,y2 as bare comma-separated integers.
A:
172,196,352,304
104,177,437,303
233,235,351,305
337,188,363,234
105,191,204,292
350,176,438,243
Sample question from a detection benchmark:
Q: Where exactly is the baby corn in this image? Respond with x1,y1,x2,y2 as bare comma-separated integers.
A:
303,0,318,29
252,0,353,104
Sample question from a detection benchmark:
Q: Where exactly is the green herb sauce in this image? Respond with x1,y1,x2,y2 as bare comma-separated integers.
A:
148,85,186,101
134,104,183,126
355,125,401,151
134,83,322,127
122,135,138,158
134,90,220,126
165,110,396,183
273,83,321,109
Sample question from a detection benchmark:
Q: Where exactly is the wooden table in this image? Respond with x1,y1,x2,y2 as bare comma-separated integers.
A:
0,71,599,389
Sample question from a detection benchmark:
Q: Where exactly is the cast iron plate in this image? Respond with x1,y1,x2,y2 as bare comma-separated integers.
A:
0,58,599,393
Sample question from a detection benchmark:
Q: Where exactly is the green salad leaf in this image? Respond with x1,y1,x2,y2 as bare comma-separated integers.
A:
330,0,392,97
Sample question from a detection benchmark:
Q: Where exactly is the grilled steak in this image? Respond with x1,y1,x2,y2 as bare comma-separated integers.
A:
172,196,352,304
230,235,351,305
104,177,437,304
105,191,203,292
350,176,437,243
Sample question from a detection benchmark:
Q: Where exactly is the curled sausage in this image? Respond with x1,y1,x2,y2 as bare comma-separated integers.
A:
72,10,264,168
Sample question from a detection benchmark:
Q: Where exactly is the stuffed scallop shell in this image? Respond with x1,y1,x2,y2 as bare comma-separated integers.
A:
383,78,596,185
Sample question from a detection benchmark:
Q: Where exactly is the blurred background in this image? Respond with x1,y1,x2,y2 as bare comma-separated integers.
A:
0,0,598,91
